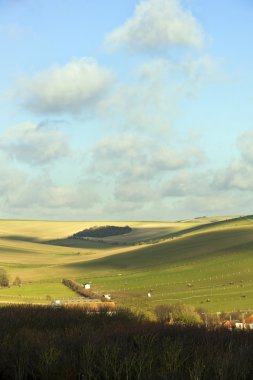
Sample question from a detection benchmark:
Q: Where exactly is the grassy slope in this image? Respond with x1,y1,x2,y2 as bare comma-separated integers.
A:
1,216,253,314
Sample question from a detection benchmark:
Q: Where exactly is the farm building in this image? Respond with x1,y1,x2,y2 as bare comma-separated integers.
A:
235,322,244,329
83,283,91,289
223,318,253,330
53,300,63,306
245,315,253,323
223,320,233,329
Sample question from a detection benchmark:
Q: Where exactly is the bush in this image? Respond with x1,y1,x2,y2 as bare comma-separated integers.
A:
13,276,22,287
172,303,203,325
155,305,172,323
0,269,9,287
155,303,203,325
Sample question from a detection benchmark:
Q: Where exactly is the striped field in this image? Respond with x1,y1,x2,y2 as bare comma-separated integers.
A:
1,216,253,316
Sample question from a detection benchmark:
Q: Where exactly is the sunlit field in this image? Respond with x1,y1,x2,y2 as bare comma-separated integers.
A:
1,216,253,315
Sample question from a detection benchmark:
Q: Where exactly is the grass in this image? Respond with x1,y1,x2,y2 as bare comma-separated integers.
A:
1,216,253,315
0,282,77,304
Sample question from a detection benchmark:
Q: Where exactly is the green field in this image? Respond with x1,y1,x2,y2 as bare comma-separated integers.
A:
1,216,253,315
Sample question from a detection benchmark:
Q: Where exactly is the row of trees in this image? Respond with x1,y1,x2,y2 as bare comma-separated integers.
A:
62,278,101,299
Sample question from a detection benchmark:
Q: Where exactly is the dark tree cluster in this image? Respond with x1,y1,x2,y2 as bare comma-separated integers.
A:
70,225,132,239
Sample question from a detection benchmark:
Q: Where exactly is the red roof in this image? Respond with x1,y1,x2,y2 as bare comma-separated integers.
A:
245,315,253,323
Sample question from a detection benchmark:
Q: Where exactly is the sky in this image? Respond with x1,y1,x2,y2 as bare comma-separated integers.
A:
0,0,253,221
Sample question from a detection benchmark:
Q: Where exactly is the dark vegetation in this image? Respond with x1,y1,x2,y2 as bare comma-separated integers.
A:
0,269,9,287
13,276,22,287
70,225,132,239
155,303,202,325
0,306,253,379
62,278,101,299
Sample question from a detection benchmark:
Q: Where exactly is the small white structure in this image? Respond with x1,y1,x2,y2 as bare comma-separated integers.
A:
83,283,91,290
52,300,63,307
103,294,111,300
147,292,152,298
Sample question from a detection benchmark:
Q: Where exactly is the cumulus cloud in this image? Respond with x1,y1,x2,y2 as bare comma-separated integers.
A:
105,0,204,53
0,166,100,219
7,177,98,210
99,64,176,132
14,58,114,115
211,130,253,192
0,159,26,196
86,133,204,207
162,171,208,197
178,192,247,216
213,160,253,192
0,122,70,165
99,55,220,134
237,130,253,164
89,134,200,181
114,180,154,202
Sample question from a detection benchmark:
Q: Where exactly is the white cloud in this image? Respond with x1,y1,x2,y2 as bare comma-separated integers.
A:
0,122,70,165
105,0,204,53
237,130,253,164
212,130,253,192
213,160,253,192
99,70,175,132
114,180,155,203
162,170,212,197
0,169,100,219
14,58,114,115
178,193,247,216
99,56,220,134
0,159,26,195
89,134,199,182
86,133,204,209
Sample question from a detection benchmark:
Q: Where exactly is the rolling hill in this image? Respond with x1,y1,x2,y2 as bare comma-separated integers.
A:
1,216,253,315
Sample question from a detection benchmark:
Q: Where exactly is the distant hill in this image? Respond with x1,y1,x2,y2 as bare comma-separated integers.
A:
2,216,253,314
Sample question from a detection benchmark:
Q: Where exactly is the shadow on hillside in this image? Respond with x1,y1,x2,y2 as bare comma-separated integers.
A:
64,227,253,271
0,235,40,243
0,234,126,250
46,238,121,250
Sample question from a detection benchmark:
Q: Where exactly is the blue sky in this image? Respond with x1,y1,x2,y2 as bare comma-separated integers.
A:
0,0,253,220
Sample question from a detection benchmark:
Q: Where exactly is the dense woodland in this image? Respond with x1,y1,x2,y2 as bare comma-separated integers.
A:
70,225,132,239
0,305,253,379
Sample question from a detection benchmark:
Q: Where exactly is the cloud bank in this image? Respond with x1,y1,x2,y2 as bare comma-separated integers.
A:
0,122,70,165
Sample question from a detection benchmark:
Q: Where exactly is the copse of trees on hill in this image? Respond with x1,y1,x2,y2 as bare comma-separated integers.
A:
70,225,132,239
